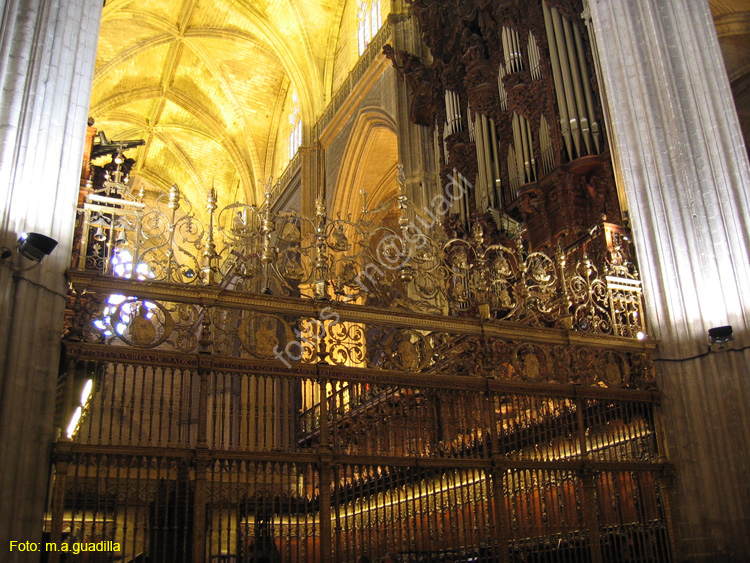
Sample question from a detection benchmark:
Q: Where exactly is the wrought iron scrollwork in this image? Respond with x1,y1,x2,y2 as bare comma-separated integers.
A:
74,176,646,340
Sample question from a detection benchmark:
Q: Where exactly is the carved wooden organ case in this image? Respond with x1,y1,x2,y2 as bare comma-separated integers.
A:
393,0,625,255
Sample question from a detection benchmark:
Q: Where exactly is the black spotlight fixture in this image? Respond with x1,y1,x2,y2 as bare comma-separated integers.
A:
708,325,734,345
17,232,58,262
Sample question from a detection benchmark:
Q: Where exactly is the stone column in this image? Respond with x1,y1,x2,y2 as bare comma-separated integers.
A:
0,0,101,559
389,0,438,212
587,0,750,559
300,143,322,218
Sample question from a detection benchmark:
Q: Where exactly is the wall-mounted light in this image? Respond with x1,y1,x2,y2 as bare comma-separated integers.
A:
708,325,734,345
1,232,58,269
17,232,58,262
655,325,742,363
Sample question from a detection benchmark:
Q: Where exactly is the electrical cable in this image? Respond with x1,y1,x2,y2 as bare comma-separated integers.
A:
653,345,750,363
13,273,69,300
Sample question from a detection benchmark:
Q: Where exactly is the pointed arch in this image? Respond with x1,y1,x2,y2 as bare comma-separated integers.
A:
331,106,399,220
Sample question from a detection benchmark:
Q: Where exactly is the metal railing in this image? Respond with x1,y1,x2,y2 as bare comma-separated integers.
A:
72,166,646,340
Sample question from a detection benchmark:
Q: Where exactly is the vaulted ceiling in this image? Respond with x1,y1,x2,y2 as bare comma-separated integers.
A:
90,0,750,215
91,0,349,209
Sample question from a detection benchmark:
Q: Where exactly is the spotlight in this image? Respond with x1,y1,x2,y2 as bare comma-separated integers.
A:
17,232,58,262
708,325,734,345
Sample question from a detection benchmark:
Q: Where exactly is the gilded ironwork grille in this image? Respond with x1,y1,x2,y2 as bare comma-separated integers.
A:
47,181,674,563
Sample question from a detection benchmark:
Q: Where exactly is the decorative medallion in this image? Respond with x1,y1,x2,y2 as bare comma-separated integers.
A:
600,351,631,387
282,253,304,281
512,343,550,382
491,253,512,278
129,305,156,346
238,314,293,359
385,329,433,372
114,299,175,348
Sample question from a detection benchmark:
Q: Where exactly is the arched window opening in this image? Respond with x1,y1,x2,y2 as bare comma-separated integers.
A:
357,0,381,56
288,90,302,161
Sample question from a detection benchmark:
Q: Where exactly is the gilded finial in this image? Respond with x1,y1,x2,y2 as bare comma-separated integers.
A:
395,164,410,229
168,184,180,210
207,185,217,213
263,176,274,207
360,188,368,216
471,222,484,246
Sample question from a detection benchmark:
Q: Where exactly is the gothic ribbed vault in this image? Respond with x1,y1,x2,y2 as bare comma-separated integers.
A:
92,0,348,208
91,0,749,215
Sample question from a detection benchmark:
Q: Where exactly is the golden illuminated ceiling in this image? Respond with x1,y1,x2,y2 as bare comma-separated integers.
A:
91,0,349,208
90,0,749,215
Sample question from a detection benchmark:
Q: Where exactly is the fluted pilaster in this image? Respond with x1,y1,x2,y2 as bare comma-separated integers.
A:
588,0,750,559
0,0,101,558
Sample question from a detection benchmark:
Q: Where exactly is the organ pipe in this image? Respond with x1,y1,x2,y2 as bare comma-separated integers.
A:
472,111,502,211
472,111,487,210
513,27,522,71
507,145,520,201
549,4,582,158
525,118,538,182
454,92,461,129
572,22,601,152
511,113,536,187
502,111,538,199
542,0,601,159
445,90,462,136
511,115,524,187
450,167,470,225
445,91,451,133
489,121,501,209
450,167,459,215
539,115,554,175
528,31,542,80
443,121,450,162
561,15,592,154
501,27,510,72
519,115,532,182
542,1,573,160
502,27,523,73
482,114,495,207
